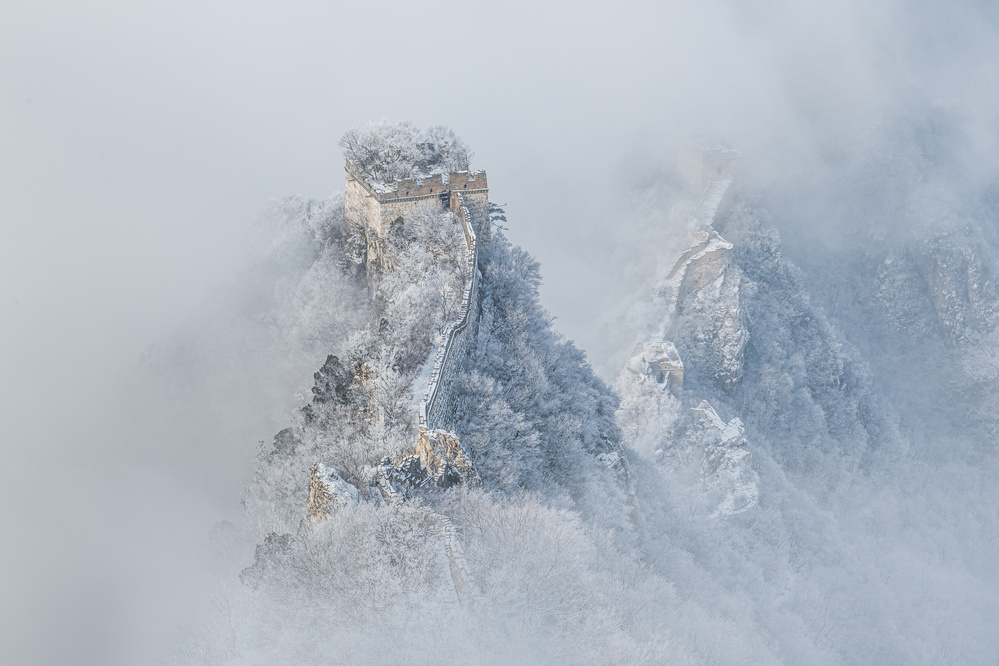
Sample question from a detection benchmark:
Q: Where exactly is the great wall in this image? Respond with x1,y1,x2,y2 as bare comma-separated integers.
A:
345,159,489,436
300,160,492,604
416,192,480,432
664,135,741,319
618,135,757,517
308,136,745,598
342,135,741,457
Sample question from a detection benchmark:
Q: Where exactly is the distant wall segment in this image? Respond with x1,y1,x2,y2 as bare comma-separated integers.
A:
678,135,741,195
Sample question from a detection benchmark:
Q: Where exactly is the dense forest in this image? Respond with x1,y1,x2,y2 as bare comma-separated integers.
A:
151,120,999,664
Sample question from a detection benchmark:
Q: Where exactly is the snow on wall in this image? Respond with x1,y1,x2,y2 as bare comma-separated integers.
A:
345,160,488,237
661,226,734,307
372,463,475,604
418,192,480,431
693,177,735,226
344,159,486,434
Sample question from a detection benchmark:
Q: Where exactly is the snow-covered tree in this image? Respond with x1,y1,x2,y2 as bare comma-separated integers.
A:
339,120,472,188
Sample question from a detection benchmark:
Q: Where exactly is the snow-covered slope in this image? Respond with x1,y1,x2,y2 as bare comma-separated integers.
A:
169,120,999,665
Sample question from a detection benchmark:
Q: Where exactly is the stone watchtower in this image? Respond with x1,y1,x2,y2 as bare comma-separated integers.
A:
342,156,489,434
678,134,741,195
344,161,490,243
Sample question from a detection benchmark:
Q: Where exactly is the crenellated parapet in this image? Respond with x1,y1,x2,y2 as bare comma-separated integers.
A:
345,160,489,239
418,193,480,432
679,134,741,195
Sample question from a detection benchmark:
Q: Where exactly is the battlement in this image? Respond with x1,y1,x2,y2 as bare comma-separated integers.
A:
345,160,489,238
355,167,488,201
679,134,741,194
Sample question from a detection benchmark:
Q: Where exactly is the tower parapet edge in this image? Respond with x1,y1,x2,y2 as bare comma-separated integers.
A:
344,160,489,240
678,134,741,195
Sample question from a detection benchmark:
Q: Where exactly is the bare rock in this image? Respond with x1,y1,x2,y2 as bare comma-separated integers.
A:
690,401,759,517
415,428,480,488
306,463,358,526
659,227,748,391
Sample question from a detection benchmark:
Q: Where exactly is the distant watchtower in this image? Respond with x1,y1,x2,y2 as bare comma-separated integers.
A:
678,134,741,194
344,162,490,241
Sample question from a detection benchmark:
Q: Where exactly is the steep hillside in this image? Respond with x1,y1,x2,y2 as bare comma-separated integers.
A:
171,124,667,664
766,109,999,454
168,120,999,665
611,117,999,663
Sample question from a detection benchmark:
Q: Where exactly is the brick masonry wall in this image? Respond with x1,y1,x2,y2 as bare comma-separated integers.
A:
345,176,383,234
452,190,491,246
343,161,487,433
345,161,488,237
418,193,481,431
380,170,488,201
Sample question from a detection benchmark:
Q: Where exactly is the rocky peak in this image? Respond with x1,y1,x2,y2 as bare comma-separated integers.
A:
415,429,479,488
658,226,748,391
689,401,758,517
305,463,359,527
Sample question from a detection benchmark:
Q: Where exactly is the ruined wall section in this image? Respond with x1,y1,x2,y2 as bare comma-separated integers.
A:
679,135,742,195
345,161,488,238
418,193,480,431
659,226,748,391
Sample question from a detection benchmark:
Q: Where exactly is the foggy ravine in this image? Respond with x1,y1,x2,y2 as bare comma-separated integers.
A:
3,1,999,664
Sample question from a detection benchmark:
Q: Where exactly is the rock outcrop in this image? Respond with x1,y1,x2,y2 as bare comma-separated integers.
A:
415,429,479,488
306,463,359,527
658,226,748,391
690,401,758,517
877,233,997,343
364,429,480,502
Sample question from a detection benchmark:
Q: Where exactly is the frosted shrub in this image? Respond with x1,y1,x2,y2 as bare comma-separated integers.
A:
339,120,472,188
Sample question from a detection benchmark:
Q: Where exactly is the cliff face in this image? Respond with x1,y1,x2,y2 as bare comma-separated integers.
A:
768,107,999,445
876,232,996,343
305,463,358,526
762,113,999,454
691,401,758,516
616,187,904,521
657,226,748,392
615,344,759,518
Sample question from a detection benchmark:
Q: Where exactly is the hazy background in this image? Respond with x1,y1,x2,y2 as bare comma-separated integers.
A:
2,0,998,662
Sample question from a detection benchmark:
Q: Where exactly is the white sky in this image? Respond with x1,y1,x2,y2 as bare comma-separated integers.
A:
2,0,997,507
2,2,998,660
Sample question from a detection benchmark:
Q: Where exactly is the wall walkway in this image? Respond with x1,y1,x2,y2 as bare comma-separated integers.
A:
417,193,480,432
